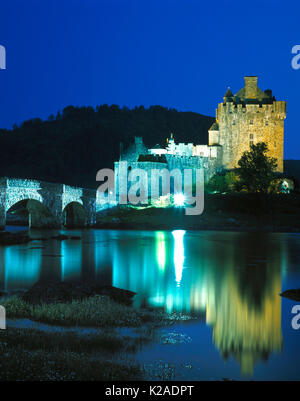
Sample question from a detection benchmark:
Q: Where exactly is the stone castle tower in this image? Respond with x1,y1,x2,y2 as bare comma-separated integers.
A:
208,76,286,172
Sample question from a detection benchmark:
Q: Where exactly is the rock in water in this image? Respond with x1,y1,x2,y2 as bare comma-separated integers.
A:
51,234,69,240
0,230,31,245
280,289,300,301
96,285,136,305
22,280,136,305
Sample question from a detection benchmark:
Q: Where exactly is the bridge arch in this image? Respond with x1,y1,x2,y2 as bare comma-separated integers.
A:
63,201,87,227
6,198,57,228
5,191,42,213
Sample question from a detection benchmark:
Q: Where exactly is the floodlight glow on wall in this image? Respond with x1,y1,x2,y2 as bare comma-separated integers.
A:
174,193,185,206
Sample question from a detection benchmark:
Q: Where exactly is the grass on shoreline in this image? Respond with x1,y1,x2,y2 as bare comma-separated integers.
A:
0,295,193,380
0,296,190,381
1,294,191,327
0,331,142,380
0,326,150,354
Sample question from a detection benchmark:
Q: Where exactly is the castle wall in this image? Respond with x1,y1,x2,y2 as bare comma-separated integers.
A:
114,160,168,202
114,154,222,205
165,154,219,182
166,140,194,156
208,129,219,146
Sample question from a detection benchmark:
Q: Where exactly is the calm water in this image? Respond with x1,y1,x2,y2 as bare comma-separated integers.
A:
1,227,300,380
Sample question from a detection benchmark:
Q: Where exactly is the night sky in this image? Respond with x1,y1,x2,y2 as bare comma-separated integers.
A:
0,0,300,158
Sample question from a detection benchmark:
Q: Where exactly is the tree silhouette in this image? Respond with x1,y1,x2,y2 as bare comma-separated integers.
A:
237,142,277,193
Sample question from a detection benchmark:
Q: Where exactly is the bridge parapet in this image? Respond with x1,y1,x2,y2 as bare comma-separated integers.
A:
6,178,41,189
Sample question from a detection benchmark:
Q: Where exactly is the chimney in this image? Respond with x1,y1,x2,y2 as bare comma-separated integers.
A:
264,89,272,98
244,76,258,99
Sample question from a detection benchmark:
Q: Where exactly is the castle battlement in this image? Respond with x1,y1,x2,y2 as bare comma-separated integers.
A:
217,101,286,117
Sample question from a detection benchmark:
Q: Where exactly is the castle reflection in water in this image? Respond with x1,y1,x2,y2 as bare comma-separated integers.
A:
0,229,288,375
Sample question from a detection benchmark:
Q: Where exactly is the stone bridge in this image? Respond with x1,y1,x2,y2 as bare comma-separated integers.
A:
0,178,96,229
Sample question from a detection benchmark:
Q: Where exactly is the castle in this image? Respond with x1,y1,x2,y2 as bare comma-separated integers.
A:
114,76,286,200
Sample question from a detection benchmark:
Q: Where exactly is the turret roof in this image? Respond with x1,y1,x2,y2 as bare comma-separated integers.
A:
234,86,270,101
209,122,219,131
224,87,233,98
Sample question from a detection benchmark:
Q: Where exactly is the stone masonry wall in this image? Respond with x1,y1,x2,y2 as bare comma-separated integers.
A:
216,101,286,172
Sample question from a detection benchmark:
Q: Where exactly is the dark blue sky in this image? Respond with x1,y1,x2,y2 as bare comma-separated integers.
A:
0,0,299,158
